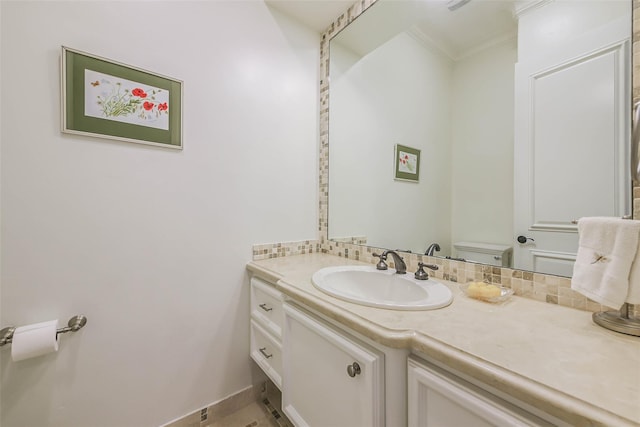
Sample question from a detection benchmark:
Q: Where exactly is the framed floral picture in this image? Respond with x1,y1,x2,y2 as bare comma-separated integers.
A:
61,46,183,149
394,144,420,182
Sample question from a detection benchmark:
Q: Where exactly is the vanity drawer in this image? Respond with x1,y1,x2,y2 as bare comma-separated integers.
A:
250,277,284,338
250,319,283,390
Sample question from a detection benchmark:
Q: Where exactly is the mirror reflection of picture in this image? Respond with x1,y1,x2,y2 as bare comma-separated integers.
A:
394,144,420,182
328,0,632,276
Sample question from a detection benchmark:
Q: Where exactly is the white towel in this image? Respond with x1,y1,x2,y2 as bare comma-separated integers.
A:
571,217,640,308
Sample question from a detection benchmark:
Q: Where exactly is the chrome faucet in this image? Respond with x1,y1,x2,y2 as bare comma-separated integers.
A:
373,250,407,274
425,243,441,256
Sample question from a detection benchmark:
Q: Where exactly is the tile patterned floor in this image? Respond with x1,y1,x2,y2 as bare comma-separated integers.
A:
206,398,293,427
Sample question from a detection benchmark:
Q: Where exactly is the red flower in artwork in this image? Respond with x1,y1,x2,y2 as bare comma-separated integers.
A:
158,102,168,112
143,102,155,111
132,88,147,98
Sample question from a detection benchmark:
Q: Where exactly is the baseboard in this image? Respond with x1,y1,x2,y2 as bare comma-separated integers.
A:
160,383,261,427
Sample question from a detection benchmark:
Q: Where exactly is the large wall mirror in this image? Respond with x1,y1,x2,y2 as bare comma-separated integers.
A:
328,0,632,277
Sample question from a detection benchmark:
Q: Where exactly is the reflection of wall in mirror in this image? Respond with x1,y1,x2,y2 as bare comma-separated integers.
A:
329,0,631,272
517,0,630,58
329,31,453,254
450,39,516,249
329,29,516,255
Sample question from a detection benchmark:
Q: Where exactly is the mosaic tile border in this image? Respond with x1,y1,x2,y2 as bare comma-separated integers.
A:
255,0,640,318
252,240,321,261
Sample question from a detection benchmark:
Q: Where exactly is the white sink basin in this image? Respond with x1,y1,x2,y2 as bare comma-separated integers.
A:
311,265,453,310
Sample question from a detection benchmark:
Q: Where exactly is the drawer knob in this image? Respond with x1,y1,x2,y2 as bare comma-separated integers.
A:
259,347,273,359
259,304,273,312
347,362,361,377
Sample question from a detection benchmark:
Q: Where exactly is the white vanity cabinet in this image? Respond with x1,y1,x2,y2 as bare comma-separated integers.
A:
250,277,286,389
282,302,385,427
408,356,554,427
249,273,558,427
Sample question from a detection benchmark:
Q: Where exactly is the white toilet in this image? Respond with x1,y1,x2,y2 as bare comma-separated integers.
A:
453,241,512,267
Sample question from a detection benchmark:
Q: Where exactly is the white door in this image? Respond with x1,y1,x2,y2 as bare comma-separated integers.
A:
513,17,631,276
282,302,384,427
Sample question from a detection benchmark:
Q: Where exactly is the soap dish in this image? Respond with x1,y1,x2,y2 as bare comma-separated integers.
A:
459,282,514,304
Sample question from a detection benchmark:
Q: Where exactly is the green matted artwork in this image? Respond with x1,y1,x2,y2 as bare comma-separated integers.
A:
394,144,420,182
61,46,183,149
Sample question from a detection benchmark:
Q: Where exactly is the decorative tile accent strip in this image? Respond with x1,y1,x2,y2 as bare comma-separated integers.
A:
256,0,640,318
261,397,294,427
329,236,367,245
252,240,320,260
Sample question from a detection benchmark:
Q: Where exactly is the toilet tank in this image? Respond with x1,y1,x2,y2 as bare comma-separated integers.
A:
453,242,512,267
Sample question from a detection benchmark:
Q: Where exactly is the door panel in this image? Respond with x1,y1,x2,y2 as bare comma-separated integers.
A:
514,17,631,275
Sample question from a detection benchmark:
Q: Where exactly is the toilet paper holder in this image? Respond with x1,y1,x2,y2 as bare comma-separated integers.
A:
0,315,87,347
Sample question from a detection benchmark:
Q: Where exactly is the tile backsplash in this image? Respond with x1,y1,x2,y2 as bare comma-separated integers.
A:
252,240,321,260
254,0,640,318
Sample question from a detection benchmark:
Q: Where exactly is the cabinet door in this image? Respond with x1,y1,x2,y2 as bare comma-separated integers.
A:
282,303,384,427
408,358,552,427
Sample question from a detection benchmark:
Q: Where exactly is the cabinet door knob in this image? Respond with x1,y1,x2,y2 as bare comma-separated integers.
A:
259,303,273,312
347,362,361,377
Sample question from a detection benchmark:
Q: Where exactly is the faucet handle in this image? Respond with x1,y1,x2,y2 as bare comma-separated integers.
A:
372,253,388,270
415,262,439,280
420,262,439,271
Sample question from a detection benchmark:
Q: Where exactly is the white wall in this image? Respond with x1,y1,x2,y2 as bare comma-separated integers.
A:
329,32,453,254
0,2,319,426
450,39,517,248
517,0,630,60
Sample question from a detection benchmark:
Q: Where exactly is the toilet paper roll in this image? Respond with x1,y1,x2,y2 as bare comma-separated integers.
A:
11,319,59,362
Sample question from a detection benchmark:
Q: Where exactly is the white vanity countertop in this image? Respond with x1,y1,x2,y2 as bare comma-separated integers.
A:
247,253,640,427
